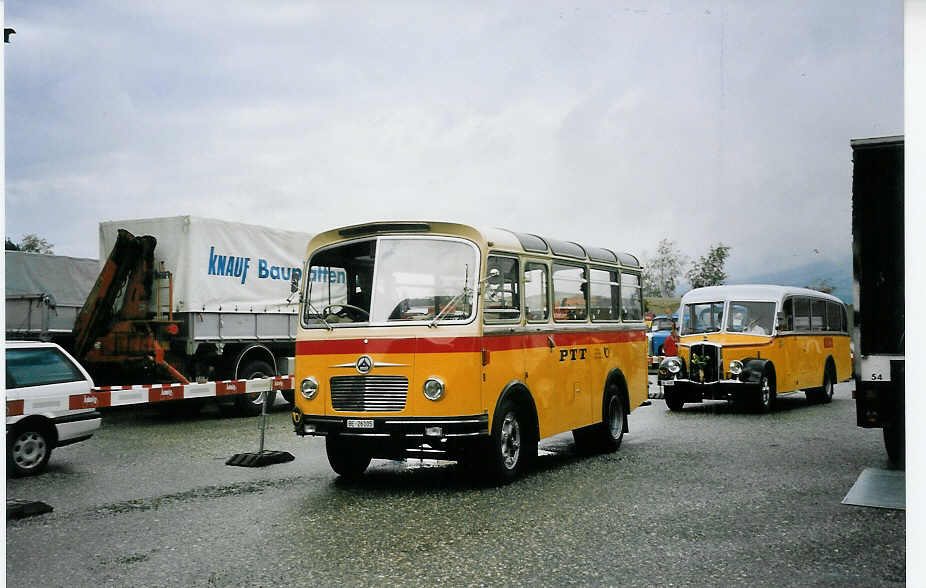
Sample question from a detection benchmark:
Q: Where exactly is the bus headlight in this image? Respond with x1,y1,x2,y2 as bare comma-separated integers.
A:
729,360,744,376
423,377,445,401
300,377,318,400
665,358,682,374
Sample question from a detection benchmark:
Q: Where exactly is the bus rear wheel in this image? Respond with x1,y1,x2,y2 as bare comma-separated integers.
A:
326,436,372,479
574,391,625,454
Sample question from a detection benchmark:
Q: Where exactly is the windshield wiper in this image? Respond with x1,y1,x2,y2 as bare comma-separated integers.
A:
306,300,334,331
430,264,474,328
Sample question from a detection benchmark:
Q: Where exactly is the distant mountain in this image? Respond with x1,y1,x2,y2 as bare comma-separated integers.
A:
729,258,853,304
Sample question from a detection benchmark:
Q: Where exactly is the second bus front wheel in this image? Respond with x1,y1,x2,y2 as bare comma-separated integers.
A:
755,369,776,413
326,436,372,479
234,360,277,417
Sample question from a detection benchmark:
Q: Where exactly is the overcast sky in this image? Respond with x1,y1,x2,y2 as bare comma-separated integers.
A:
4,1,903,280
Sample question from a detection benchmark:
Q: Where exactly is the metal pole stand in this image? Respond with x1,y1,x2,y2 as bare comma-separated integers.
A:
226,389,295,468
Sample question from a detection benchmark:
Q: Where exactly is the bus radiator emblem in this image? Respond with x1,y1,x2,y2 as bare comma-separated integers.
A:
356,355,373,374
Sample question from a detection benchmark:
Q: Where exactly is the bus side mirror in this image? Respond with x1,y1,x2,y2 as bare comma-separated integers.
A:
291,272,301,294
776,311,785,330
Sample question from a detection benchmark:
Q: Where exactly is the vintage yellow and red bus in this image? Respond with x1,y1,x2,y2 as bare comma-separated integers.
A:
290,221,648,482
658,285,852,412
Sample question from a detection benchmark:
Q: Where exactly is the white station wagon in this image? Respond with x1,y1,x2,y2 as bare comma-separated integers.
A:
6,341,102,476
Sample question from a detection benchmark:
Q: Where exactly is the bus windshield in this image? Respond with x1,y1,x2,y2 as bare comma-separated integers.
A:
680,302,724,335
726,301,776,335
302,237,478,327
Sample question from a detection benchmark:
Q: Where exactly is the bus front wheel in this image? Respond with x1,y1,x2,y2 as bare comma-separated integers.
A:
325,436,372,479
486,399,529,484
755,369,776,413
665,390,684,412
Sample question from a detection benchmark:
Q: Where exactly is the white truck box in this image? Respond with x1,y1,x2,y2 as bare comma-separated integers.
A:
99,216,312,348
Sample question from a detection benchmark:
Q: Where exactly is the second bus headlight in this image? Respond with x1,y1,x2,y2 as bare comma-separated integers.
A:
300,377,318,400
423,377,445,401
729,360,744,376
666,358,682,374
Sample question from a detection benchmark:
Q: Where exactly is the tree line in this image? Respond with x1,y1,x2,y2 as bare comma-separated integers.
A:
642,239,731,297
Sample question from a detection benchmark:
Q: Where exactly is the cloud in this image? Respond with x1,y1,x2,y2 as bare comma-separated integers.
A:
6,0,902,276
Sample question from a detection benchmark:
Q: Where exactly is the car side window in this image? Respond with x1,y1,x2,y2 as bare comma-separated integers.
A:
6,348,85,389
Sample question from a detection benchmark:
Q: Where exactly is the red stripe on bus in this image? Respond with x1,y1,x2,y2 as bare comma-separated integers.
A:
295,330,644,356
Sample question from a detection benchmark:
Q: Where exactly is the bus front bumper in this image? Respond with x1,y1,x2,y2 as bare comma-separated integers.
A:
291,410,489,440
660,378,758,402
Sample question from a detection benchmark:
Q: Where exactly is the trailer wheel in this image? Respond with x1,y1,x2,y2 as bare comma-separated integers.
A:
234,360,277,417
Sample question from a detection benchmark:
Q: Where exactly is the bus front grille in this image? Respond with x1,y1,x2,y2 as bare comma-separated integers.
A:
689,344,721,383
330,376,408,412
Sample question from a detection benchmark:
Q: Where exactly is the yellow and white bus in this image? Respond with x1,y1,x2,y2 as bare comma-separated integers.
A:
290,221,648,483
658,285,852,412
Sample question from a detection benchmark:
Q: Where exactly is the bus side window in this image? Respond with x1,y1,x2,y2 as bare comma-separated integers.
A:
484,256,521,323
524,262,549,322
794,297,811,331
552,263,587,321
811,299,826,331
589,268,619,322
826,301,842,332
781,298,794,331
620,272,643,321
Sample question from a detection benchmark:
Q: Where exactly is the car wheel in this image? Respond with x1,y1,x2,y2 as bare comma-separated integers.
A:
883,422,904,466
325,435,372,478
756,369,776,413
234,360,277,417
7,423,53,477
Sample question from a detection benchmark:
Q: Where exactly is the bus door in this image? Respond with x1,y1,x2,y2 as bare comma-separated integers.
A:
522,261,558,436
551,263,591,429
792,297,816,387
481,255,525,417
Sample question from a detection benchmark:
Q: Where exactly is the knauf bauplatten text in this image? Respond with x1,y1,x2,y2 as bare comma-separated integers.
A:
207,246,302,285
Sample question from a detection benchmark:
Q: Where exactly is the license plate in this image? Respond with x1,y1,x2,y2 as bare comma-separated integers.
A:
346,419,374,429
662,380,675,387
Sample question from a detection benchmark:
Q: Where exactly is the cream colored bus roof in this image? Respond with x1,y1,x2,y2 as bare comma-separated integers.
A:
680,284,844,305
305,221,641,267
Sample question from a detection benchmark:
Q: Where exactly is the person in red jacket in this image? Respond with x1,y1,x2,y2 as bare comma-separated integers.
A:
663,324,680,357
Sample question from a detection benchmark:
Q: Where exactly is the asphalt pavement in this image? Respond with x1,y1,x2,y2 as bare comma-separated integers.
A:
6,380,905,587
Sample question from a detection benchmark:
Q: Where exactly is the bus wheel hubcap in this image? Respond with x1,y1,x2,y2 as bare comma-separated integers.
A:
500,413,521,470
